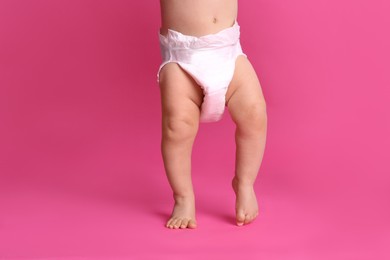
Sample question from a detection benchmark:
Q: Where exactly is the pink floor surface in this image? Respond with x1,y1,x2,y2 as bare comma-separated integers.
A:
1,171,389,259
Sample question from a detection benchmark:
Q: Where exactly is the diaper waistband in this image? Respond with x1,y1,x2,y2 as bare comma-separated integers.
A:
159,20,241,50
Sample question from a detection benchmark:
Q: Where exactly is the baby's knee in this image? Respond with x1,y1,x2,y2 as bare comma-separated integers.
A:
163,115,199,142
237,101,267,134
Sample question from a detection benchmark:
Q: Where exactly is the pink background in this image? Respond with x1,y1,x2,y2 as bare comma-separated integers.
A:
1,0,389,259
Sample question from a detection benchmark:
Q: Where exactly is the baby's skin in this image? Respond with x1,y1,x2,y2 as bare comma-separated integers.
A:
159,0,267,229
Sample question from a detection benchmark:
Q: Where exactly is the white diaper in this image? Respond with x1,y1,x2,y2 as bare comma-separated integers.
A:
157,20,247,122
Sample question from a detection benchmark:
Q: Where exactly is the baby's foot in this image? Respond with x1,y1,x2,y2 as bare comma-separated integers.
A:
232,176,259,226
166,194,197,229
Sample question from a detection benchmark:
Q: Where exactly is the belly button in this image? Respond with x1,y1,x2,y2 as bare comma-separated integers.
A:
213,17,217,23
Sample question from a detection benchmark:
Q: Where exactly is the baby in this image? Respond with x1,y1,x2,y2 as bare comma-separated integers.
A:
157,0,267,229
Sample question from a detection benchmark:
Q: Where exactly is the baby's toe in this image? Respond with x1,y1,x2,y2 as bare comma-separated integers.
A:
173,219,182,229
236,210,246,226
169,218,179,229
244,214,252,224
180,218,189,228
166,218,175,228
188,219,197,229
245,213,257,224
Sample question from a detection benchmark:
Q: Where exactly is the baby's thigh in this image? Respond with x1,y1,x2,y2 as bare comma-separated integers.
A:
226,56,267,124
159,63,203,120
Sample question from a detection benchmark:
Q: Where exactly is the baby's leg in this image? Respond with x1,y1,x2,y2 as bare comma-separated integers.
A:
159,63,204,229
225,56,268,226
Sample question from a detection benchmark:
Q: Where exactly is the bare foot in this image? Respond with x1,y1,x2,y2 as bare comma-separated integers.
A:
166,194,197,229
232,176,259,226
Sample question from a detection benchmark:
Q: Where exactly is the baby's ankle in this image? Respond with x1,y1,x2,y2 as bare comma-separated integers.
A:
173,192,195,202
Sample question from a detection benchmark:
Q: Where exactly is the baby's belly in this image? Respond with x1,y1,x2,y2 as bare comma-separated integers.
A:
160,0,237,37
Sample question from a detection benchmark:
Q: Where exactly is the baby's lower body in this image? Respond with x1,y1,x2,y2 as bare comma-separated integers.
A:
158,20,246,122
157,20,267,229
